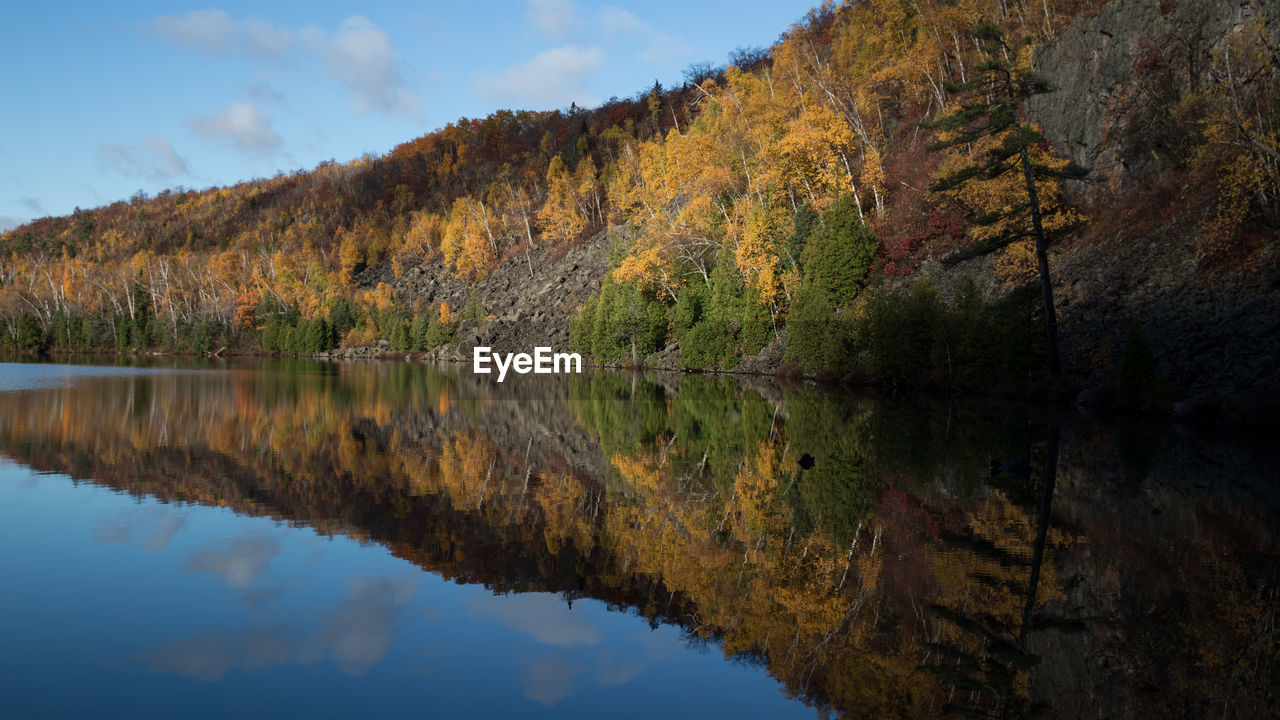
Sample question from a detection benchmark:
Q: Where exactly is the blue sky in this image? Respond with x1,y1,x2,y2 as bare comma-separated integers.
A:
0,1,816,229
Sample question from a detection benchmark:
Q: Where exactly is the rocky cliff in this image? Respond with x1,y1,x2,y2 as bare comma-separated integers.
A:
1028,0,1280,410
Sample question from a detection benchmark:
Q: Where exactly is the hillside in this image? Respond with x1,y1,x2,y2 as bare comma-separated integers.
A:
2,0,1277,418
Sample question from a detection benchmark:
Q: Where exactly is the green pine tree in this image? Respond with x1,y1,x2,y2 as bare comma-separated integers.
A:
923,21,1087,377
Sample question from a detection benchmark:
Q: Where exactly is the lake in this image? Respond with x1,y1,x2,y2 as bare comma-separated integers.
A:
0,359,1276,718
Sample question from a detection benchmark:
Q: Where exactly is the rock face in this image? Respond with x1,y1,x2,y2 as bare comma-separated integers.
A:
1029,0,1280,197
363,226,611,362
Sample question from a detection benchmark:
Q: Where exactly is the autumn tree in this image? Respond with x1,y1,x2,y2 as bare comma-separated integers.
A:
537,156,587,244
924,22,1086,377
338,228,365,285
401,210,444,269
441,196,497,280
1180,16,1280,256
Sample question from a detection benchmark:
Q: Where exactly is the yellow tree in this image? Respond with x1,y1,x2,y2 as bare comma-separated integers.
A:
402,211,443,266
610,122,737,292
536,156,586,244
764,100,861,214
441,196,497,280
731,197,788,304
337,227,364,286
1180,18,1280,254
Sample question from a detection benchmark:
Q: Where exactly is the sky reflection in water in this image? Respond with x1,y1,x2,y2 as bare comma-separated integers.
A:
0,459,809,718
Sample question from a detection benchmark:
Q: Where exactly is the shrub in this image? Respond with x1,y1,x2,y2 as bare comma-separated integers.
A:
571,276,667,364
420,313,455,351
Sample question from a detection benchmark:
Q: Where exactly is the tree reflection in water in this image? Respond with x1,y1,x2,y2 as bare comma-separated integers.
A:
0,360,1275,719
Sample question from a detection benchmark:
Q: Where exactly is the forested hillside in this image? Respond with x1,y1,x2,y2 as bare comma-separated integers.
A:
3,0,1277,412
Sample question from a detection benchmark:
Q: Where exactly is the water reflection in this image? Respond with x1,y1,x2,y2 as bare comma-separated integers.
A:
148,625,296,682
0,360,1276,718
186,535,282,589
140,573,419,682
470,592,603,647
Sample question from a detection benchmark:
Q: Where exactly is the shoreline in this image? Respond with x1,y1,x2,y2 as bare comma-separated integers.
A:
6,345,1277,431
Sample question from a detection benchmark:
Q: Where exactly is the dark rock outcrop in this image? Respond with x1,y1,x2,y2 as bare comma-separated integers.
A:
1029,0,1280,196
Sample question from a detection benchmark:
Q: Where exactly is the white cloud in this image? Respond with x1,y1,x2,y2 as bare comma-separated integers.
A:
96,136,190,181
598,6,648,36
148,574,417,682
592,650,645,687
312,576,418,676
189,101,283,154
240,18,293,58
152,9,235,52
477,45,604,108
95,508,186,551
0,216,24,232
142,514,187,552
151,9,292,59
145,138,191,175
147,628,292,682
149,12,417,118
528,0,577,38
302,16,420,117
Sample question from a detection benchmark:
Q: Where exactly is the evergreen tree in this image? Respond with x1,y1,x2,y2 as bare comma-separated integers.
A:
305,318,332,353
784,282,852,373
799,195,878,307
646,80,664,134
923,22,1087,377
423,313,454,350
409,315,428,351
16,312,46,351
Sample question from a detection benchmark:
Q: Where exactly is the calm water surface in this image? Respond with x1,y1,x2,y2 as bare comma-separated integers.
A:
0,360,1276,719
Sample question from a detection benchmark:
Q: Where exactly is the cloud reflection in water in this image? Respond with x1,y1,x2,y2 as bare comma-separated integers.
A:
146,574,418,681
